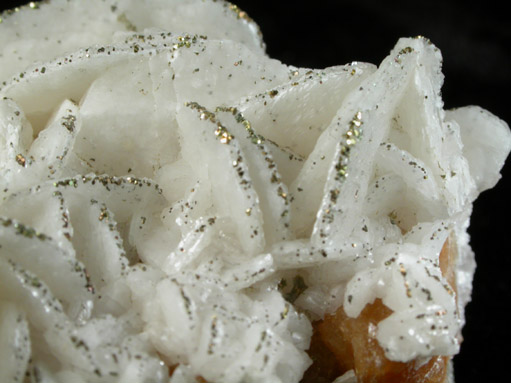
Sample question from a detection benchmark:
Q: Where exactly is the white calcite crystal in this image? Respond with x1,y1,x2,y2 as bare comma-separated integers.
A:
0,1,509,383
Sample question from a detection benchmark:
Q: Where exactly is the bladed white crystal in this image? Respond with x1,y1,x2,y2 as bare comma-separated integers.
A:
0,1,509,382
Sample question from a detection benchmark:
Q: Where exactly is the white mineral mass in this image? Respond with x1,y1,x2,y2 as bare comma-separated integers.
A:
0,1,509,383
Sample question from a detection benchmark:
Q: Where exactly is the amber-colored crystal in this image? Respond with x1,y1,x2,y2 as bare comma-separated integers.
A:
301,330,343,383
304,237,456,383
315,299,449,383
439,234,457,297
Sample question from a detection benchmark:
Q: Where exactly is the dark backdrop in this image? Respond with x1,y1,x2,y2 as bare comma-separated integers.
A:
233,2,509,381
1,1,509,382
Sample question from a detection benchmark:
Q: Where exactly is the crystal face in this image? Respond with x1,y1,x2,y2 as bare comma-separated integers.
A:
0,1,510,382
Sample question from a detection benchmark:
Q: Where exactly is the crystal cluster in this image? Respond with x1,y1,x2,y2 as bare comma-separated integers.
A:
0,1,509,382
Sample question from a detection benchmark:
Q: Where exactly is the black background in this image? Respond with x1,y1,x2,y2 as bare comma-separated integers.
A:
232,2,509,381
2,1,509,382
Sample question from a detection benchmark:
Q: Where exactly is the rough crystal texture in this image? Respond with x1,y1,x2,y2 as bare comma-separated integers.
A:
0,1,509,382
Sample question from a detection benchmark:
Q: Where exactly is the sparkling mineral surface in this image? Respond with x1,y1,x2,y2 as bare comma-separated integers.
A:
0,1,509,382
